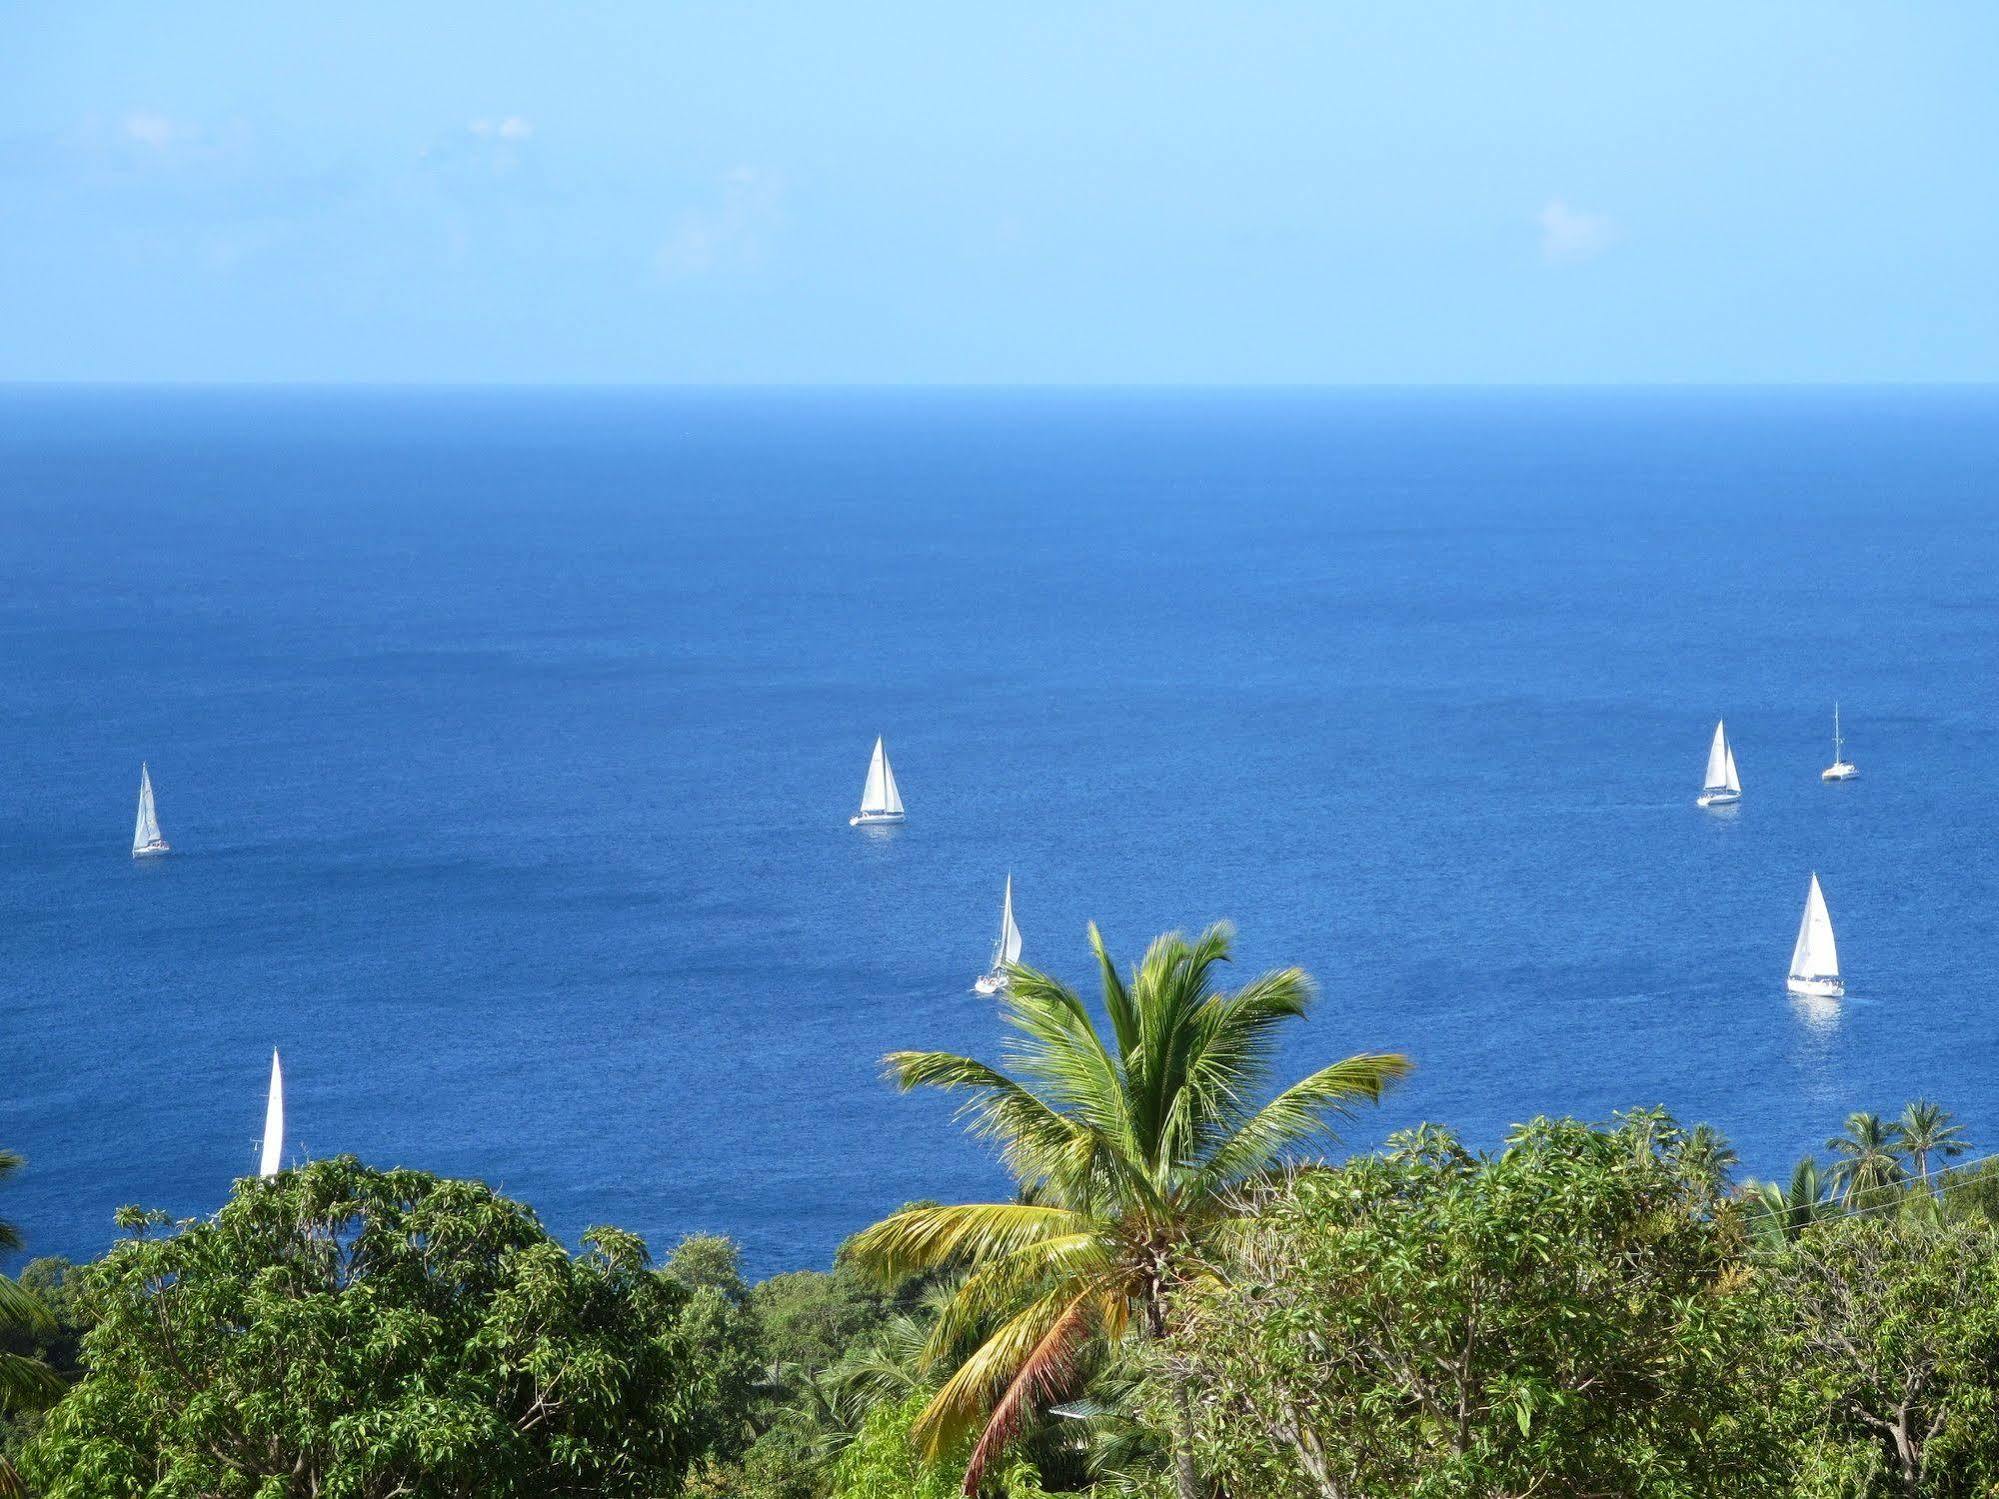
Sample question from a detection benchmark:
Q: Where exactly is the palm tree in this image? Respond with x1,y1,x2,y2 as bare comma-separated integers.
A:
1,1148,63,1490
847,922,1410,1498
1892,1099,1969,1188
1682,1123,1738,1187
1825,1111,1904,1205
1745,1156,1841,1249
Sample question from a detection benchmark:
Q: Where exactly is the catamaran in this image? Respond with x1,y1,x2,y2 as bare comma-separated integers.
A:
1696,721,1741,808
1787,873,1844,998
849,737,906,826
259,1049,286,1177
1822,703,1858,781
132,762,170,857
973,875,1023,995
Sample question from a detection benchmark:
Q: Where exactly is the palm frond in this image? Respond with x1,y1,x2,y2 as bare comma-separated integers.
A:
882,1050,1090,1188
1194,1051,1411,1193
845,1202,1088,1288
1123,925,1233,1168
1000,968,1136,1149
0,1351,62,1411
0,1278,53,1335
913,1285,1095,1462
1170,966,1316,1162
922,1232,1113,1367
961,1289,1101,1494
1088,922,1141,1058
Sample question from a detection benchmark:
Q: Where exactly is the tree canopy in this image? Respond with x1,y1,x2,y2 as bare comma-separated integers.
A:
1159,1113,1778,1498
21,1157,739,1499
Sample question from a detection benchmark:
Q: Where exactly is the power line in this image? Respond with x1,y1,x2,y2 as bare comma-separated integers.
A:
1747,1150,1999,1223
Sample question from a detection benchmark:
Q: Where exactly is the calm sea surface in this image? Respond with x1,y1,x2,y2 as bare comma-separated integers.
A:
4,387,1999,1276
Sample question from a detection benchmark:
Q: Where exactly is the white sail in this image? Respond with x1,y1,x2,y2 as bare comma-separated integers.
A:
859,738,888,811
259,1049,285,1178
878,744,904,817
997,876,1022,968
1703,722,1730,791
132,763,166,855
856,736,904,819
1789,874,1840,981
1723,742,1741,794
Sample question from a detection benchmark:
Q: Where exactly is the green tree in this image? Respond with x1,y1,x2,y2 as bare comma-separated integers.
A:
0,1151,61,1415
661,1234,765,1469
827,1393,1049,1499
848,922,1408,1497
1827,1112,1906,1205
1682,1122,1739,1186
21,1157,733,1499
1159,1114,1776,1499
1893,1100,1970,1188
1767,1215,1999,1496
1,1152,66,1499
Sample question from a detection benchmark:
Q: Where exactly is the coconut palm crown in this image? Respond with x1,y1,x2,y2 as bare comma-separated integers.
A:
1825,1111,1905,1204
846,922,1410,1496
1893,1099,1970,1186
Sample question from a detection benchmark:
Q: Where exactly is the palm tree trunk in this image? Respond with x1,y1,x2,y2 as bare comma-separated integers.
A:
1170,1376,1201,1499
1147,1290,1203,1499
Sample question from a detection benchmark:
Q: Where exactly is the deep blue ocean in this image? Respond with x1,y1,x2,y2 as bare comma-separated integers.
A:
5,387,1999,1278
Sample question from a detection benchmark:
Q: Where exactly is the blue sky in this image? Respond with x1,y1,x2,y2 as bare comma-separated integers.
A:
2,4,1993,383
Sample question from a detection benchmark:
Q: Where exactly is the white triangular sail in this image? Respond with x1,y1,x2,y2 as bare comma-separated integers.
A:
132,763,166,855
996,875,1023,968
1702,722,1728,790
259,1049,285,1178
878,744,903,817
1702,722,1734,793
1789,874,1840,982
860,738,887,811
857,737,904,818
1723,742,1741,794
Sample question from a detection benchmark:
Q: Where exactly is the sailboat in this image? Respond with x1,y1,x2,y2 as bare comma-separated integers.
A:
1821,703,1858,781
1787,873,1844,998
259,1049,286,1177
973,876,1023,995
849,736,906,826
1696,721,1741,808
132,762,171,857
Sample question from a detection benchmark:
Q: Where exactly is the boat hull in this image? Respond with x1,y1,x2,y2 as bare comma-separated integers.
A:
850,812,905,826
1696,790,1740,807
132,842,170,859
1821,763,1858,781
1787,975,1844,998
973,975,1004,996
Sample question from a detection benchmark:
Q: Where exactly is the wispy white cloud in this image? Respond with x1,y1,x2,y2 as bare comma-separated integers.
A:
418,116,537,179
468,116,534,141
1538,198,1617,264
657,166,785,278
123,112,184,150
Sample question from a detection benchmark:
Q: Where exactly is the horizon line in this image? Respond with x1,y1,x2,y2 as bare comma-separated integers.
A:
4,378,1999,393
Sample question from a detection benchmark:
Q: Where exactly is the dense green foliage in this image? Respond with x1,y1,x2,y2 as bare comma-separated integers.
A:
826,1394,1052,1499
1770,1215,1999,1496
1158,1113,1777,1497
1,1151,74,1499
848,923,1408,1496
11,1014,1999,1497
0,1153,64,1419
18,1158,741,1499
